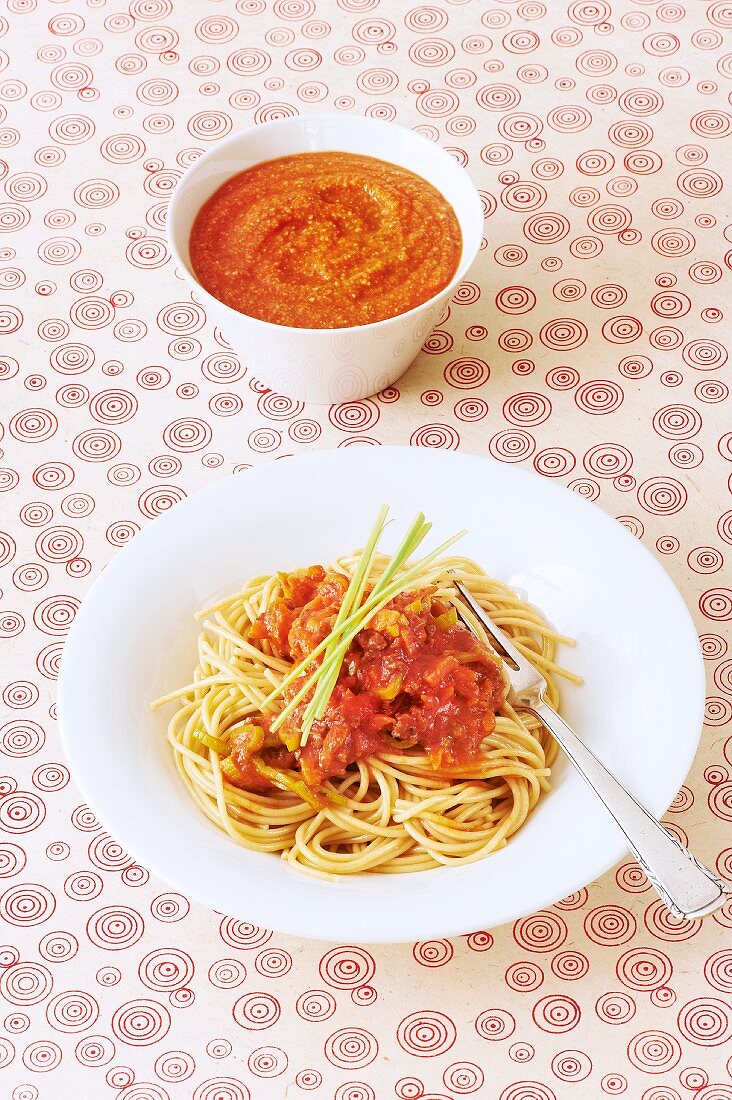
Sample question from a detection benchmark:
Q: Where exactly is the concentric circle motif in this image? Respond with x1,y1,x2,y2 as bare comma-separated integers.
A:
413,940,453,968
551,951,589,982
46,990,100,1033
514,912,568,952
505,961,544,992
584,905,637,946
232,992,281,1031
475,1008,516,1041
296,989,336,1022
574,380,624,414
22,1039,62,1072
253,948,292,978
325,1027,379,1068
677,998,732,1046
75,1034,116,1068
444,357,490,389
66,873,102,905
442,1061,484,1094
0,720,45,758
653,404,702,439
532,995,581,1033
0,792,46,834
86,906,144,950
293,1071,320,1093
319,946,376,988
596,992,637,1025
2,5,732,1087
617,948,672,991
626,1029,681,1072
496,286,537,315
488,430,536,463
539,317,587,350
0,962,53,1006
38,931,78,963
245,1043,288,1079
208,959,246,990
139,949,194,992
644,899,702,942
192,1077,250,1100
154,1050,195,1082
219,918,271,949
503,392,551,427
397,1011,456,1057
87,832,130,872
162,418,212,453
328,400,380,433
637,477,687,516
410,423,460,450
111,999,171,1046
551,1050,592,1082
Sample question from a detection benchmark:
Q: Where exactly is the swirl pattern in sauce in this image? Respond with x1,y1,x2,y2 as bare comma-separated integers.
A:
188,151,463,329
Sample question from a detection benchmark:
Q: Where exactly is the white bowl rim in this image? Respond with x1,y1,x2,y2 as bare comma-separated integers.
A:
166,113,485,338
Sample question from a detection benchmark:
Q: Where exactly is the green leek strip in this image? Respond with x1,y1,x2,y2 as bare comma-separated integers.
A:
269,510,431,736
279,524,466,746
295,526,386,740
300,512,432,736
434,607,458,629
195,730,229,755
304,524,466,717
253,758,324,810
220,756,242,784
276,527,464,741
308,503,391,720
300,509,429,735
265,510,424,723
264,511,428,718
335,504,391,634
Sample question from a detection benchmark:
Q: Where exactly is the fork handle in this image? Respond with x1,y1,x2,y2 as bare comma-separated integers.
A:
531,699,729,920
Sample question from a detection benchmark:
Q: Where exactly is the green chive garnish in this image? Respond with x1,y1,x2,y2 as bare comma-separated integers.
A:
264,507,465,749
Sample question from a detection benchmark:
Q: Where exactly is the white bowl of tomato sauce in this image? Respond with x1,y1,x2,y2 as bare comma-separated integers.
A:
167,115,484,403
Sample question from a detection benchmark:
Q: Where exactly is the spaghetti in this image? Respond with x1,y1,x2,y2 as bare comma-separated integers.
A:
155,545,579,876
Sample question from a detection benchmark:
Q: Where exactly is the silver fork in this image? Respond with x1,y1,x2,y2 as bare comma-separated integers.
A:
455,580,729,921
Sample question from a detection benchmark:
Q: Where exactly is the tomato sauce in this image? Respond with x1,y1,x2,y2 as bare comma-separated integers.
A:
188,151,462,329
228,567,505,792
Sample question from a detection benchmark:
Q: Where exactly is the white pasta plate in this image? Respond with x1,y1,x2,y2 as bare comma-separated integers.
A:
58,447,704,942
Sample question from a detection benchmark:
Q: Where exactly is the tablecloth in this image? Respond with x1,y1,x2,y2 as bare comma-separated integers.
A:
1,0,731,1096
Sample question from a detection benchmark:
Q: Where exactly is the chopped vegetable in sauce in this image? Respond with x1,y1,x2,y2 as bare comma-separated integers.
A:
224,566,505,794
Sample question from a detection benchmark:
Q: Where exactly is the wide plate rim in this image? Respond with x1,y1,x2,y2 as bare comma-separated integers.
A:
58,446,705,942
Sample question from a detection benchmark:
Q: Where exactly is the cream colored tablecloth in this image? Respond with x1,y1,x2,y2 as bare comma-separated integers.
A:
2,0,731,1096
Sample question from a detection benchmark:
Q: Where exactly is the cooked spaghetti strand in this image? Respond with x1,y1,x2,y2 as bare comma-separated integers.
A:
155,554,576,874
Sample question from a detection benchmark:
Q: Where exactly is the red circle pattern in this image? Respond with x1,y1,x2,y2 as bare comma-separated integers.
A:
1,1,730,1096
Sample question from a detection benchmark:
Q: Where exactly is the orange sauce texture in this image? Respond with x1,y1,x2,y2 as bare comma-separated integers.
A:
188,151,463,329
228,566,505,792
